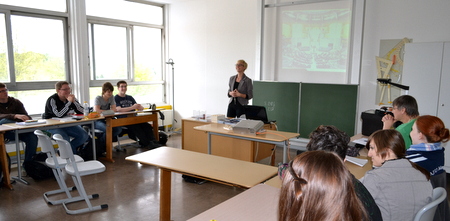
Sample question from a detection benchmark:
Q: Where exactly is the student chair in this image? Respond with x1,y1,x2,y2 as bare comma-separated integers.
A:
414,187,447,221
34,130,85,205
53,134,108,215
114,127,139,152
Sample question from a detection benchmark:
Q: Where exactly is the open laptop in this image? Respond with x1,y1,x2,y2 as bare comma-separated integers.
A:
243,105,274,124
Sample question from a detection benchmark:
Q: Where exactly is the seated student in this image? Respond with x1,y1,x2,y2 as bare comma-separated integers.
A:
94,82,122,144
0,83,38,162
114,80,161,149
382,95,420,149
408,115,450,221
279,150,369,221
279,125,382,221
43,81,88,153
360,129,433,221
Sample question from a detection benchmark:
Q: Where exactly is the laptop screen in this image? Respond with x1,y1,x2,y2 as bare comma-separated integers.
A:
244,105,269,123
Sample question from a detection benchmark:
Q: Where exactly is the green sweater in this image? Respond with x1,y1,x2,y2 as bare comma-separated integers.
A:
396,119,416,149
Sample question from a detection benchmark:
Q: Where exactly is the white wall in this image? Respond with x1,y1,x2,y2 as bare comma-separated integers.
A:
168,0,260,128
167,0,450,132
358,0,450,132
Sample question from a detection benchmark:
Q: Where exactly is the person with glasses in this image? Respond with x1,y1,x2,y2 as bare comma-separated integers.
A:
43,81,89,153
382,95,419,149
360,129,432,221
279,150,369,221
114,80,162,149
0,83,38,163
227,59,253,118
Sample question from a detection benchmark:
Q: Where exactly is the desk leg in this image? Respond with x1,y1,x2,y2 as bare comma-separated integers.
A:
283,141,287,163
160,168,171,221
153,115,159,141
12,130,28,185
91,121,97,160
207,132,211,155
0,133,13,190
105,118,114,163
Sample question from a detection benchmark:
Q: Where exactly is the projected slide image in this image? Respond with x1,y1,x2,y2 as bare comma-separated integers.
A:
281,9,351,72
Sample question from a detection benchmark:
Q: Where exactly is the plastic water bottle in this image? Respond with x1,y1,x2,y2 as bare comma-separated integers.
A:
83,101,90,117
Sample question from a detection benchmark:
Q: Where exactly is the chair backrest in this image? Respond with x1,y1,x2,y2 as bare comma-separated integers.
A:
414,187,447,221
34,130,55,154
52,134,75,162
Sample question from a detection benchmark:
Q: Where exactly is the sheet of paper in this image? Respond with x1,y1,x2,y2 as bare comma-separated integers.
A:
353,138,368,146
15,120,47,126
345,156,368,167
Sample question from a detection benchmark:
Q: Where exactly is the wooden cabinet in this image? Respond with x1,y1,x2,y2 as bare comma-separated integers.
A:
182,118,275,163
403,42,450,171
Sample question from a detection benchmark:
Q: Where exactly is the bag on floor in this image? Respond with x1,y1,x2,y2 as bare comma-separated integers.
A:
23,153,53,180
159,132,168,145
78,138,104,161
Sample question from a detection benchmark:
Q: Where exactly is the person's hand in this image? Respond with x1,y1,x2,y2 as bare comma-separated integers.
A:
14,114,30,121
133,104,144,111
230,89,241,97
382,114,395,129
67,94,75,103
233,89,242,98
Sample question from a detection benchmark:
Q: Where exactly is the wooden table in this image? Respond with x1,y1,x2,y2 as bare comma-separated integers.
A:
0,118,99,189
103,110,159,162
194,123,299,163
125,147,278,221
188,184,280,221
182,118,278,163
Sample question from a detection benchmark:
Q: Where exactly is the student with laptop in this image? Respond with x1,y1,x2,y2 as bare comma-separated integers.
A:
227,59,253,118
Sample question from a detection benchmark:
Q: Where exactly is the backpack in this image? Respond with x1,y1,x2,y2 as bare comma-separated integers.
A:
23,153,53,180
77,138,104,161
158,131,168,145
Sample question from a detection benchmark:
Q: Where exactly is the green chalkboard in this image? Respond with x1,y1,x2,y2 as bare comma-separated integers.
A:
299,83,358,138
253,81,300,133
253,81,358,138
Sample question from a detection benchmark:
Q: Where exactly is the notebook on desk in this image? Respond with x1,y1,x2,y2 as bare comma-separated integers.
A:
243,105,274,124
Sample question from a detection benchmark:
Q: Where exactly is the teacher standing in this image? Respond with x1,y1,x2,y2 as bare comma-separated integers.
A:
227,59,253,118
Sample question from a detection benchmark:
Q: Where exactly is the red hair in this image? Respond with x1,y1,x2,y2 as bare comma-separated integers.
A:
415,115,450,143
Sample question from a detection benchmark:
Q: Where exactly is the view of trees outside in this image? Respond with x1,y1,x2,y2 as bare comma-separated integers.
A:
0,14,66,114
0,0,165,115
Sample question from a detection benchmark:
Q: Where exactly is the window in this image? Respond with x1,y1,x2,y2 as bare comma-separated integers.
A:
0,0,66,12
0,2,68,114
87,0,165,104
0,0,166,114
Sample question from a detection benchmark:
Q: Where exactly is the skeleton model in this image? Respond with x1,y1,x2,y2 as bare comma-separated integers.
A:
376,38,410,105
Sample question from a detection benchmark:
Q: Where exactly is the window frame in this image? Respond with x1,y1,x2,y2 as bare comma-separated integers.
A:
87,14,166,89
0,4,70,91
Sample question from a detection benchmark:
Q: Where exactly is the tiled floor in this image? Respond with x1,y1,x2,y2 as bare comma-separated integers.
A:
1,133,449,221
0,133,294,221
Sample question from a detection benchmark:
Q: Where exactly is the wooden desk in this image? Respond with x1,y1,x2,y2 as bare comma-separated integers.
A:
188,184,280,221
194,123,299,163
0,118,99,189
182,118,277,163
125,147,277,221
103,110,159,162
